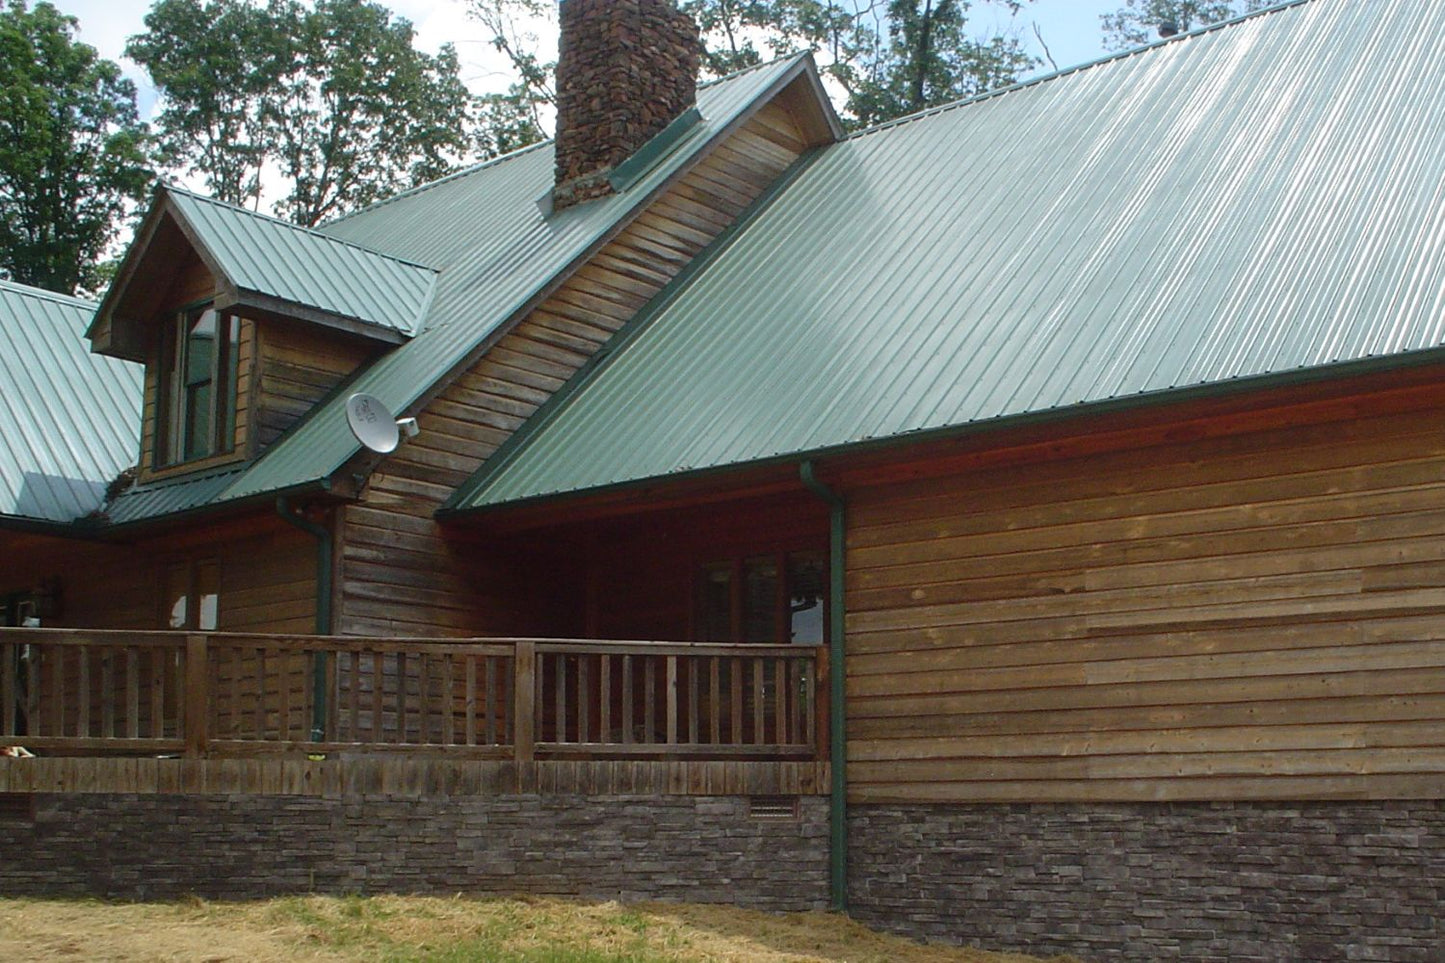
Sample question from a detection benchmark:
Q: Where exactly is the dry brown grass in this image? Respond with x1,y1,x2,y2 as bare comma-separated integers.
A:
0,895,1080,963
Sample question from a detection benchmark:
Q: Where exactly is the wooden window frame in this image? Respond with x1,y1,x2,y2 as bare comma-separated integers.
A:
159,557,222,632
155,301,240,469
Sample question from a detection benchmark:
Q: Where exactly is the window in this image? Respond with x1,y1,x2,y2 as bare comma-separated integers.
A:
695,551,826,644
157,303,240,466
163,559,220,631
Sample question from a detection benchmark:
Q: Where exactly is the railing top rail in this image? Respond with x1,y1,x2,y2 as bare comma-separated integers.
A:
0,628,825,655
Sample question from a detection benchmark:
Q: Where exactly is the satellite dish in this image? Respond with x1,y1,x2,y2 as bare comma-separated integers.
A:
346,393,401,454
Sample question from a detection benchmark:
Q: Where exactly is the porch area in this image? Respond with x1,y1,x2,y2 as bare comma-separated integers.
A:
0,627,829,797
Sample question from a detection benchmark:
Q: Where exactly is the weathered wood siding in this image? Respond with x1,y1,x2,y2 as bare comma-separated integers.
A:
251,323,374,454
847,391,1445,803
0,518,315,634
340,100,814,638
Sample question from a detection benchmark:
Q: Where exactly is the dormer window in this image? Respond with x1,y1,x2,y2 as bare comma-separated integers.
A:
157,302,240,466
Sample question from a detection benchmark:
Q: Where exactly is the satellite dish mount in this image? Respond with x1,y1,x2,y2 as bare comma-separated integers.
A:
346,393,418,455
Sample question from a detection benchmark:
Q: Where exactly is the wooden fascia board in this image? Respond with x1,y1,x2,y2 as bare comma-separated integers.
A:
223,289,408,346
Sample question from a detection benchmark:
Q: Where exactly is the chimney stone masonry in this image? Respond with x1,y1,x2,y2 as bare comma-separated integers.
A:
553,0,702,211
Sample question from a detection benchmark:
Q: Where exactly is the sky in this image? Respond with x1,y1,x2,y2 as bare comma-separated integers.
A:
50,0,1126,121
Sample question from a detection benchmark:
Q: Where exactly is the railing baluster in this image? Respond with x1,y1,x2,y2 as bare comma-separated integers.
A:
773,657,786,747
26,646,41,738
1,639,15,738
396,651,408,744
643,657,656,744
418,652,431,744
485,656,498,745
77,645,90,738
254,647,267,740
709,657,720,745
513,641,535,763
184,634,209,757
556,652,568,743
687,656,699,746
442,654,455,746
464,655,477,746
52,644,66,738
599,655,611,743
621,655,633,745
578,654,591,744
729,657,742,746
99,648,114,739
666,656,678,746
372,649,385,743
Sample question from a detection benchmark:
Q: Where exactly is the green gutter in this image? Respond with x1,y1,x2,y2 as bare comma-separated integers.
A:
276,497,332,742
800,460,847,913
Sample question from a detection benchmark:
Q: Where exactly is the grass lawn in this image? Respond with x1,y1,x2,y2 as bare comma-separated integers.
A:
0,895,1081,962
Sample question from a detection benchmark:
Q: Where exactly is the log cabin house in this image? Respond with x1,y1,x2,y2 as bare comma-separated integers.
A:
3,0,1445,958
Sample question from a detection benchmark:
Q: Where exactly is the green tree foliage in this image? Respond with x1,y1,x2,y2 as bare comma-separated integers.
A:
1101,0,1269,51
471,0,1036,134
0,1,152,294
129,0,474,226
469,0,553,158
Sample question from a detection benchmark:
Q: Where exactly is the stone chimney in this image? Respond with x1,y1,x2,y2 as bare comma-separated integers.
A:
553,0,702,211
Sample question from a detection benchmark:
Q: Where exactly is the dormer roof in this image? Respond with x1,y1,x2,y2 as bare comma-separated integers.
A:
90,185,439,361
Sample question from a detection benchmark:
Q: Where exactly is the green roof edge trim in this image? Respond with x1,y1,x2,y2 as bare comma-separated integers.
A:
439,141,832,518
451,345,1445,517
609,107,705,193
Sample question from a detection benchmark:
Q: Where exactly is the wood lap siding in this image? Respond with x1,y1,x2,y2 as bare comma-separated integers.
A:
338,102,812,638
252,324,374,454
846,399,1445,804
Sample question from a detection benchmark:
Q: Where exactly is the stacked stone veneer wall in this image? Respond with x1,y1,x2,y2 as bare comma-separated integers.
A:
0,794,828,906
553,0,700,209
849,803,1445,962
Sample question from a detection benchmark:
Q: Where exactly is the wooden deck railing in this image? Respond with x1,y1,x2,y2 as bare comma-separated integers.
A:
0,629,825,761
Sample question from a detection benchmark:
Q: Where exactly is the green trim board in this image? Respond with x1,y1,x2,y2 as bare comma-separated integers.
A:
448,0,1445,514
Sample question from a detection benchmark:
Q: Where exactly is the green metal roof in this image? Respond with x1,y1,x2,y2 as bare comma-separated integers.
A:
454,0,1445,511
0,281,141,525
198,54,816,511
163,187,438,341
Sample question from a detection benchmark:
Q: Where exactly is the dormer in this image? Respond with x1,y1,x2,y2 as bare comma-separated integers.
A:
89,186,438,481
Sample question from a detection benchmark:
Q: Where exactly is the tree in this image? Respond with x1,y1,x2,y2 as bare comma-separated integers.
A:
128,0,474,226
842,1,1036,128
1101,1,1269,51
470,0,1037,134
468,0,553,158
0,1,152,294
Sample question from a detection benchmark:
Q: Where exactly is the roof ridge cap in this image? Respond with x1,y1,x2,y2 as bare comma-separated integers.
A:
847,0,1316,140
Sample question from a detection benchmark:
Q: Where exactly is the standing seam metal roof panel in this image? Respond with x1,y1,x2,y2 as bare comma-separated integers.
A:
0,280,142,523
213,55,813,506
164,188,439,338
456,0,1445,510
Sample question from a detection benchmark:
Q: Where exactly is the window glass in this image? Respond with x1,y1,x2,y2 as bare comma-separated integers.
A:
196,560,221,631
788,551,826,644
164,563,190,629
160,304,239,466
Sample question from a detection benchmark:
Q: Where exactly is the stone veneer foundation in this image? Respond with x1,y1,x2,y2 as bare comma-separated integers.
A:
849,802,1445,962
0,793,829,907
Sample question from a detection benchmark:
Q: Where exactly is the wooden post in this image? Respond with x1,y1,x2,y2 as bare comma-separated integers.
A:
514,641,535,763
185,634,210,758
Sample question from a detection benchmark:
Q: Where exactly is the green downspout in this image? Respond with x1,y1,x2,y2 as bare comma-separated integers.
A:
276,497,332,742
800,460,848,912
